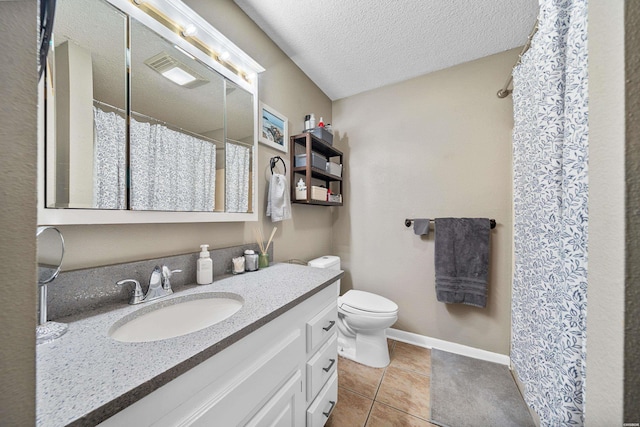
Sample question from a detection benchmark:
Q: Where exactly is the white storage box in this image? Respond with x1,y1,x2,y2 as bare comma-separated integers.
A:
311,186,328,201
295,188,307,200
326,162,342,177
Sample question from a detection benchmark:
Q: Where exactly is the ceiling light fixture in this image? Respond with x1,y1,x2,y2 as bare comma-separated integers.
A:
161,67,197,86
145,51,209,88
219,51,230,61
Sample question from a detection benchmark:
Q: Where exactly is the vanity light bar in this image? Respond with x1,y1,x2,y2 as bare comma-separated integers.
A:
130,0,264,85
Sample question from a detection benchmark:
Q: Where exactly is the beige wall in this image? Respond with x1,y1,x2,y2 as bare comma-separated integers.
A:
585,0,625,424
0,1,37,424
332,49,518,355
58,0,334,269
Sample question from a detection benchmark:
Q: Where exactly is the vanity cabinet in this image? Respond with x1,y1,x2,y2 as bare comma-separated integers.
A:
305,300,339,426
290,132,343,206
99,282,338,427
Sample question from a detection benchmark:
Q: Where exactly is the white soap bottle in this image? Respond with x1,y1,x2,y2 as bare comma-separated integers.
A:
197,244,213,285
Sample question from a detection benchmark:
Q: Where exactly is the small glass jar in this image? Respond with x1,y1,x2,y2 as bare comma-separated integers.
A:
232,256,245,274
258,253,269,269
244,251,258,272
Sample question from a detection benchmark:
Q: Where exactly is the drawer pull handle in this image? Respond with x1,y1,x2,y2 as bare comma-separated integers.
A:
322,320,336,331
323,400,336,418
322,358,336,372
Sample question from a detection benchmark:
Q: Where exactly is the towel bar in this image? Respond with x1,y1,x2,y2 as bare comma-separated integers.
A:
405,218,496,229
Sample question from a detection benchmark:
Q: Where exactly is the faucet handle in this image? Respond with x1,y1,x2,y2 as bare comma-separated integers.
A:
117,279,144,305
161,266,182,291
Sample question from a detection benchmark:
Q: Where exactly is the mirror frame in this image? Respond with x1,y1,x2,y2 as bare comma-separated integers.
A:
37,0,264,225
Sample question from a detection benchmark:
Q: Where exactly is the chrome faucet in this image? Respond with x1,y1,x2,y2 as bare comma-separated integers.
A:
117,265,183,305
162,265,182,293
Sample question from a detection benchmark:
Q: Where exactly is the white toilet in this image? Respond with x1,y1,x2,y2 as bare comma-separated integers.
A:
308,256,399,368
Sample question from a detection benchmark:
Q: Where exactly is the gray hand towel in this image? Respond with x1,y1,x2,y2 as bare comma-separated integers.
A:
413,218,431,236
434,218,491,308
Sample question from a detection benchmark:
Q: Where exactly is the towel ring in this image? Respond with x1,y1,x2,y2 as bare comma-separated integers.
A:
270,156,287,175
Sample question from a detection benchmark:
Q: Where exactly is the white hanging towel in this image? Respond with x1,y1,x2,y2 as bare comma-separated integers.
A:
266,173,291,222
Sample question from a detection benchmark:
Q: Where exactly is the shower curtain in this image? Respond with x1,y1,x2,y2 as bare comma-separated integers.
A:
129,118,216,211
93,107,126,209
225,142,251,213
93,107,217,211
511,0,588,425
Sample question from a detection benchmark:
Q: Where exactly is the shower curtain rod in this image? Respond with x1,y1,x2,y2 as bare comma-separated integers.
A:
226,138,254,148
93,99,222,146
497,18,539,99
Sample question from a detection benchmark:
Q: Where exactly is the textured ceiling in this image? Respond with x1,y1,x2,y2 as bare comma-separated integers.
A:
234,0,539,100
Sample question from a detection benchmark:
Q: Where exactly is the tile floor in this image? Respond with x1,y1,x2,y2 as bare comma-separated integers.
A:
327,339,438,427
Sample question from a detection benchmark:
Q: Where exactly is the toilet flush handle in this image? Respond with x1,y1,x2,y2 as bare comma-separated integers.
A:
323,320,336,331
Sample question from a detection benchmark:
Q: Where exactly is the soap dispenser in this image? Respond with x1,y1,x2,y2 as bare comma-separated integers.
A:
197,244,213,285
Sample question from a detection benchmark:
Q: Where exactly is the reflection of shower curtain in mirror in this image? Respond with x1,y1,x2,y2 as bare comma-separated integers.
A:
93,107,127,209
225,142,250,213
93,107,217,211
129,120,216,211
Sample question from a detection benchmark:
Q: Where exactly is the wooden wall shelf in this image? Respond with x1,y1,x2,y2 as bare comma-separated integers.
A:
290,132,343,207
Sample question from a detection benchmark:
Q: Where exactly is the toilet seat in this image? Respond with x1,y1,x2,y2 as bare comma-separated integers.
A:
338,290,398,317
339,304,398,318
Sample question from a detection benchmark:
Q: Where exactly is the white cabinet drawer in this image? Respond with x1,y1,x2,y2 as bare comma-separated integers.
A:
306,302,338,353
306,334,337,401
244,370,303,427
306,371,338,427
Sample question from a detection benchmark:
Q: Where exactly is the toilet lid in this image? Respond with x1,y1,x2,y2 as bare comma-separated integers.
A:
339,290,398,314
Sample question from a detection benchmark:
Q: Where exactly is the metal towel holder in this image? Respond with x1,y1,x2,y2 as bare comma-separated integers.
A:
269,156,286,175
404,218,496,229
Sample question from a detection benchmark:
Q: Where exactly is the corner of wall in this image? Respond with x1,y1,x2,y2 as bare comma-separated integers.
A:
0,1,38,425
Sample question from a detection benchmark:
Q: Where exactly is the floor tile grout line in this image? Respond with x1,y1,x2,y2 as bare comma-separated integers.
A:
334,340,434,426
339,384,378,401
374,400,434,423
362,397,375,427
387,364,431,378
364,345,391,427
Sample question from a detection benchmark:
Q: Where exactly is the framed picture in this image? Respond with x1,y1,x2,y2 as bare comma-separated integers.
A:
259,102,288,153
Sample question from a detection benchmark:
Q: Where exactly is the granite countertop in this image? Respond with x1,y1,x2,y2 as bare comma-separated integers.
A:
36,263,343,427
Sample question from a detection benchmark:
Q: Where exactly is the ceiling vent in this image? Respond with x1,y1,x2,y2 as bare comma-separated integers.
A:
144,51,209,89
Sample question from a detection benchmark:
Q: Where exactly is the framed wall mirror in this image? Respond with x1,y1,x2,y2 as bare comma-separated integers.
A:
39,0,263,224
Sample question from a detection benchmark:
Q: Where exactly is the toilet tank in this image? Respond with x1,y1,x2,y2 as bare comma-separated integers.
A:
308,256,341,296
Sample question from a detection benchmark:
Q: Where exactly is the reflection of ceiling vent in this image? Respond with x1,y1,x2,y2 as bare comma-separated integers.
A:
144,52,209,89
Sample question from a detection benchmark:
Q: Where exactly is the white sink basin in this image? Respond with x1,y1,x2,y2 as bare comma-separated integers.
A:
109,293,243,343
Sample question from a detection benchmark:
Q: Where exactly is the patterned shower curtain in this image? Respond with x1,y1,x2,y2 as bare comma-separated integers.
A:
93,107,127,209
129,118,216,211
225,141,251,213
511,0,588,425
93,107,217,211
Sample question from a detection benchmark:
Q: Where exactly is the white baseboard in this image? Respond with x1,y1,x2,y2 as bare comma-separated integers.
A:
387,328,510,366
